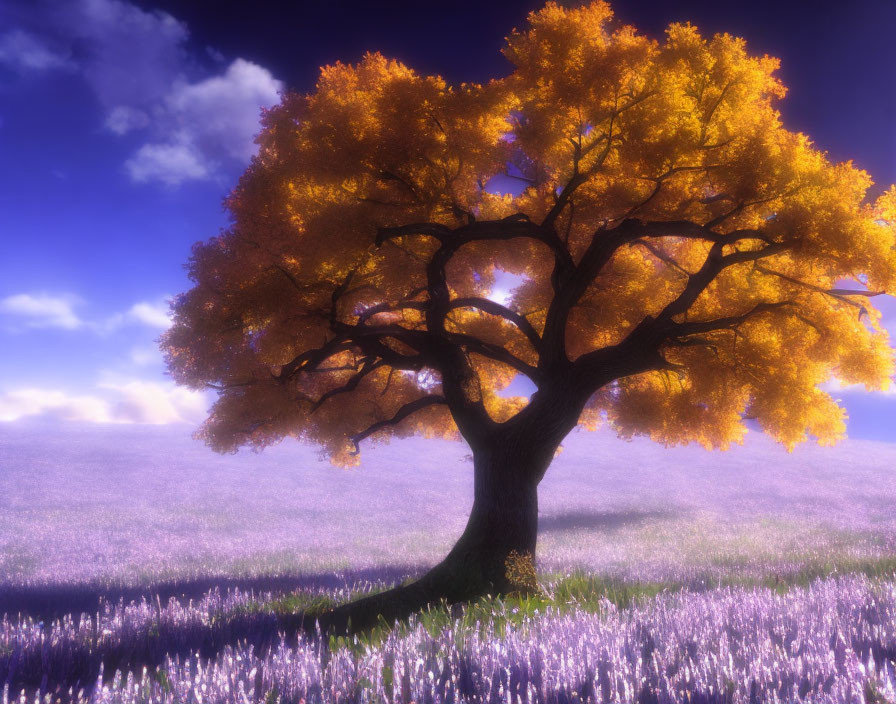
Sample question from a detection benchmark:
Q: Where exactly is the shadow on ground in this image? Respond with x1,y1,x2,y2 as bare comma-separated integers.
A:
3,511,678,620
538,508,677,533
0,564,425,621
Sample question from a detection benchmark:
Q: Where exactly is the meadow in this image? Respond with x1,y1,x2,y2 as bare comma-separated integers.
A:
2,419,896,702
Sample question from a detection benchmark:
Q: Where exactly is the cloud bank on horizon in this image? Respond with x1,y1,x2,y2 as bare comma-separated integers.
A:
0,380,207,425
0,290,208,424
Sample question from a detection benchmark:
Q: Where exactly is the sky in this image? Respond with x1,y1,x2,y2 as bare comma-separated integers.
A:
0,0,894,443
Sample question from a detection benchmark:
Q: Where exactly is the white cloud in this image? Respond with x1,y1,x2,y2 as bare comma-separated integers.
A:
0,28,72,71
99,379,208,424
61,0,191,109
126,301,172,329
0,293,82,330
2,0,283,186
165,58,283,162
0,388,113,423
104,105,150,135
125,58,282,185
125,138,209,186
1,293,172,333
129,345,160,366
93,298,173,333
0,380,209,425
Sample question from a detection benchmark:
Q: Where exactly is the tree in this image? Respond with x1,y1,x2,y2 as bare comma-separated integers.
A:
162,1,896,633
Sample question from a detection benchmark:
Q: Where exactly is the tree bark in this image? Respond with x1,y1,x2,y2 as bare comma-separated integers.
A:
307,427,560,637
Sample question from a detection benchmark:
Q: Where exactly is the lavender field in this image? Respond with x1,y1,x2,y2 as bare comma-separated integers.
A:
2,419,896,702
3,419,896,588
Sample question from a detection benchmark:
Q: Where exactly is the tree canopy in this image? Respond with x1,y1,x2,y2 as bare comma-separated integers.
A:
163,1,896,466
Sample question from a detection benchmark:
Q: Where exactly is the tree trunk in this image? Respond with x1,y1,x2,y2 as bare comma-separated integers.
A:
307,427,559,637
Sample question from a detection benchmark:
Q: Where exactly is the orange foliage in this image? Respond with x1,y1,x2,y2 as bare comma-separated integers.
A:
163,2,896,464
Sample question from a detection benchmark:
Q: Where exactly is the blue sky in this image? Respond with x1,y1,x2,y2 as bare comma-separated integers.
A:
0,0,894,443
0,0,284,424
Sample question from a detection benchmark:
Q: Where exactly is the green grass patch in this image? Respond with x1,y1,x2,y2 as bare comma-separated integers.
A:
214,582,396,627
322,556,896,653
725,555,896,594
325,591,559,657
211,556,896,656
547,571,681,611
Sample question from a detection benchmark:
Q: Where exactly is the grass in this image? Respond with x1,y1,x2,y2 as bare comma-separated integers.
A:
324,593,558,657
548,572,681,610
329,555,896,654
244,576,707,657
548,554,896,606
210,581,398,629
751,555,896,593
203,554,896,659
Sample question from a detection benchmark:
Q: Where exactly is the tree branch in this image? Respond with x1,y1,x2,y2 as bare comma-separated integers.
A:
444,331,542,384
631,239,691,277
270,263,320,295
654,240,792,323
699,79,735,145
377,215,575,297
666,301,795,338
309,358,388,413
448,297,542,351
619,219,775,246
377,214,550,247
356,300,428,326
206,379,257,390
373,214,574,438
349,395,448,454
542,172,586,232
423,240,501,438
275,338,358,381
538,215,787,376
376,222,453,245
377,168,422,201
755,265,886,312
614,165,725,222
827,288,886,297
703,189,797,230
571,237,794,386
